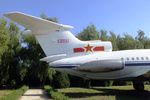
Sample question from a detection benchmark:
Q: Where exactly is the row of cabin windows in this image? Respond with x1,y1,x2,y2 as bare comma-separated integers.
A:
122,57,149,61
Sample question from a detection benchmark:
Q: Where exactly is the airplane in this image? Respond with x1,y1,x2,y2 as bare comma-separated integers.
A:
4,12,150,91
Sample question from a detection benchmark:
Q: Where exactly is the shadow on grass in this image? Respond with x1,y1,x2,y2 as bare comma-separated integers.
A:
63,87,150,100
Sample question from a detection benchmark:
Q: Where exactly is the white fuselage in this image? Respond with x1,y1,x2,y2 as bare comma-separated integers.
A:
50,49,150,80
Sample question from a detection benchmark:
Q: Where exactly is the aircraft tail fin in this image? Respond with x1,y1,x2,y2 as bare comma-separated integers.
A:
4,12,81,57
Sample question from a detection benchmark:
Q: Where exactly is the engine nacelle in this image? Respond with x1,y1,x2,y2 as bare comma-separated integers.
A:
76,59,124,73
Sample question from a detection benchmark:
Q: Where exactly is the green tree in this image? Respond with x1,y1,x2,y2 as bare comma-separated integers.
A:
99,29,108,41
108,31,118,50
143,38,150,49
136,30,150,49
117,34,136,50
136,30,145,42
77,24,99,40
0,19,9,60
0,19,9,87
0,21,23,88
135,30,145,49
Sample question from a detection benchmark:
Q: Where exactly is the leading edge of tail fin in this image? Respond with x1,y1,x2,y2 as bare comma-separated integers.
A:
4,12,74,34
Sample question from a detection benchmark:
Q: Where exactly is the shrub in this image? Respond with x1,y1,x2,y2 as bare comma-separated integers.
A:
51,92,68,100
10,80,16,88
53,72,70,88
126,81,132,85
44,85,68,100
105,80,113,87
44,85,54,94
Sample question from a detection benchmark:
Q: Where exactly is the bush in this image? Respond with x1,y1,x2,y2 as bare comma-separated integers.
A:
44,85,68,100
44,85,54,94
0,85,28,100
10,80,16,88
53,72,70,88
51,92,68,100
105,80,113,87
126,81,132,85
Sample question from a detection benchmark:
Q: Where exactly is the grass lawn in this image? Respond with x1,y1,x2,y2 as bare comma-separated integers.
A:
0,90,13,98
0,86,28,100
57,85,150,100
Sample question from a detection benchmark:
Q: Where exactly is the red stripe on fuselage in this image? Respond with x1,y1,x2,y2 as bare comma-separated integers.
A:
93,46,104,51
73,48,85,53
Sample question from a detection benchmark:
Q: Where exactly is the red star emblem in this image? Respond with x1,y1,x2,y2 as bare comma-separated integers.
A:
84,44,93,52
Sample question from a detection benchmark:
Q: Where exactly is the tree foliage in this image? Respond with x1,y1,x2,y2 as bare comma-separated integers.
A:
0,19,9,59
0,16,57,88
77,24,99,41
53,72,70,88
109,31,118,50
100,30,108,41
0,21,22,88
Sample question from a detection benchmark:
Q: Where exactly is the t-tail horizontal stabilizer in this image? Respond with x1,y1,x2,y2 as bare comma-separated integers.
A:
4,12,73,34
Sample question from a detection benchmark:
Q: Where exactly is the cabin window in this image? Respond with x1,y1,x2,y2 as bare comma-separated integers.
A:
141,57,144,60
126,57,129,60
136,57,139,60
132,57,134,60
146,57,149,60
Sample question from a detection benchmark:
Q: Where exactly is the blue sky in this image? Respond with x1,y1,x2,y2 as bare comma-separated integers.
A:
1,0,150,37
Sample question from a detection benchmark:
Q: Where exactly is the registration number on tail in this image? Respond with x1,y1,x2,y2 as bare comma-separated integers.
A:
57,39,69,43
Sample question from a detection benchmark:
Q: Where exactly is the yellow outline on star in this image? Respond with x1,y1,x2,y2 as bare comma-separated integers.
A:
84,44,93,52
